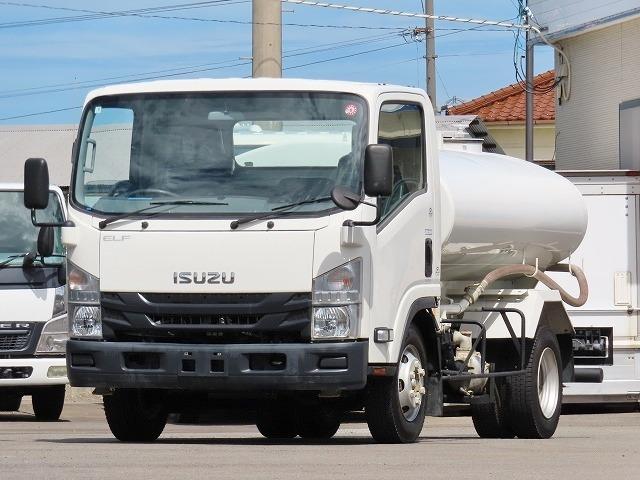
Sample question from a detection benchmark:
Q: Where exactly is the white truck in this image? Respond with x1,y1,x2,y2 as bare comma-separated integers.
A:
0,183,68,420
551,171,640,404
23,78,593,443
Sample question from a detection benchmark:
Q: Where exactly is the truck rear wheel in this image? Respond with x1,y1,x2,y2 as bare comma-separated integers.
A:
471,380,515,438
365,326,427,443
32,385,65,421
296,405,341,440
506,327,562,439
0,393,22,412
256,400,297,439
104,389,168,442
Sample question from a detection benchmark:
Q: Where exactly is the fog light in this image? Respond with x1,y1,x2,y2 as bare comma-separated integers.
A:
47,366,67,378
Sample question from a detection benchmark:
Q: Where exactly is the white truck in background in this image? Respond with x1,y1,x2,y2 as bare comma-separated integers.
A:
0,183,68,420
24,78,595,443
550,172,640,404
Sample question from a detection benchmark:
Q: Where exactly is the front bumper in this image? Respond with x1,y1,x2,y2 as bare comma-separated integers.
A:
67,340,368,391
0,356,67,387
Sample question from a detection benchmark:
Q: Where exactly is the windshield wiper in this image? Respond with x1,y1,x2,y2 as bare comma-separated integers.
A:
98,200,228,229
230,196,332,230
0,252,37,269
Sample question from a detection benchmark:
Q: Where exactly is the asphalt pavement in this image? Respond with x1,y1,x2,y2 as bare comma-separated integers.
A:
1,399,639,480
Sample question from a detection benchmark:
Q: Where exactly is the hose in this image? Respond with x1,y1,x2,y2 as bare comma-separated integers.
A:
441,263,588,317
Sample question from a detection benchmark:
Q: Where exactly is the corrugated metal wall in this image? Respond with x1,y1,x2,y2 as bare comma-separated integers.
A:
555,17,640,170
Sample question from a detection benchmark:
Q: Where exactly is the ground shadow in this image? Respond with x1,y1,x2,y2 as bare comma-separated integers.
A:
0,412,70,423
37,435,480,446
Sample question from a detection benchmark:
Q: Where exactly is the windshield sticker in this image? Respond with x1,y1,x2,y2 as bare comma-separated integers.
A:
344,103,358,118
95,106,102,114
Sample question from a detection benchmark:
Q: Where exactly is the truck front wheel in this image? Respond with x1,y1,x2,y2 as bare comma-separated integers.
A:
506,327,562,439
365,326,427,443
0,393,22,412
32,385,65,421
296,405,341,440
256,400,297,439
104,389,168,442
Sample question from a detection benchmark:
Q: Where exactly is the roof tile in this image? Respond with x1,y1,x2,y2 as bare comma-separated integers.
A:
448,70,556,122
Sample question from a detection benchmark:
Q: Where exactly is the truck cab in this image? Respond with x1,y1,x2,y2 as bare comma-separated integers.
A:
0,183,68,420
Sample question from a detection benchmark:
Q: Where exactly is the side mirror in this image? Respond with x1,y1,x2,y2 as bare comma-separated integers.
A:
364,144,393,197
24,158,50,210
37,226,55,257
331,186,361,211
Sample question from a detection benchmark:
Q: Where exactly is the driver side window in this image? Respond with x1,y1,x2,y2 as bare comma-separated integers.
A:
377,103,425,219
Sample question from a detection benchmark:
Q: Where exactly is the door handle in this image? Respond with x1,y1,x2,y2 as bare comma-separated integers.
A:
425,238,433,277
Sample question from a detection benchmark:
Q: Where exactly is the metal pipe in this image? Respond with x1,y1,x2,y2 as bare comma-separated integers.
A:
525,1,534,162
425,0,436,111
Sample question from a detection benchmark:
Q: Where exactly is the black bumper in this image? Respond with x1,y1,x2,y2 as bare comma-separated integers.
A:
67,340,367,391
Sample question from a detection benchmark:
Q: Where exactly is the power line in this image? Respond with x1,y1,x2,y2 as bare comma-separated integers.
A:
0,106,83,121
0,40,418,121
280,0,531,30
0,0,407,30
0,1,250,27
0,33,404,99
284,42,410,71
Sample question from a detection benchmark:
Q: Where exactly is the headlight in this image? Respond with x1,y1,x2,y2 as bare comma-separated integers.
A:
312,258,362,340
68,261,102,339
36,315,68,354
52,285,66,317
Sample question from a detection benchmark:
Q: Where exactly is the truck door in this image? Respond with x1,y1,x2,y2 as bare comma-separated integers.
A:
370,94,439,363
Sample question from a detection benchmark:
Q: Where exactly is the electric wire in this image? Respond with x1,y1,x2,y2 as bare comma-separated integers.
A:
0,1,407,30
0,32,403,99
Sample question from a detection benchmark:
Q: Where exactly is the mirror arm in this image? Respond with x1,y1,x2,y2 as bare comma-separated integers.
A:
342,196,382,227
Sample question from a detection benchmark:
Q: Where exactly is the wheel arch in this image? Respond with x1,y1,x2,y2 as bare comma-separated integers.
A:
394,297,439,371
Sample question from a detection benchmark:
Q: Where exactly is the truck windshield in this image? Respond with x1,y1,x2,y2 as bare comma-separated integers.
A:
73,92,367,215
0,191,65,265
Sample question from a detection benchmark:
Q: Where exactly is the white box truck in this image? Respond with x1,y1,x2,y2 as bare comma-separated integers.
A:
549,171,640,404
0,183,68,420
23,79,593,442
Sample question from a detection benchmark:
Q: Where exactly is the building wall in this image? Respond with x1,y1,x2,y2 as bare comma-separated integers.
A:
486,123,556,162
555,17,640,170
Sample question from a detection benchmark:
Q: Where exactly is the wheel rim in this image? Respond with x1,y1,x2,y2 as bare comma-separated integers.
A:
537,347,560,419
397,344,426,422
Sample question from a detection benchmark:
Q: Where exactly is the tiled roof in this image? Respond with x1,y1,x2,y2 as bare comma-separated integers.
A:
448,70,556,122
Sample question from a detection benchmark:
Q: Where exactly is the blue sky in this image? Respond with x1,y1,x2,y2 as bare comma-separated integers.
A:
0,0,553,124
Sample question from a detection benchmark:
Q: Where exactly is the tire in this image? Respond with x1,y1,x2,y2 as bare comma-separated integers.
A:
296,405,341,440
103,389,168,442
256,400,297,439
506,327,563,439
32,385,65,421
365,326,428,443
0,394,22,412
471,379,515,438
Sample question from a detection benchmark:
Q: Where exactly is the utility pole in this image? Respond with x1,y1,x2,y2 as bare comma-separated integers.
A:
525,2,534,162
425,0,437,112
252,0,282,78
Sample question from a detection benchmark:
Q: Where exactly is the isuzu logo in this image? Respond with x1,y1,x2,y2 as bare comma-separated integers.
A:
173,272,235,285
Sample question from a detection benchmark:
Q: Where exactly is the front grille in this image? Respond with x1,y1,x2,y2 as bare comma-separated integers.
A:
101,291,312,344
0,333,30,351
150,313,260,327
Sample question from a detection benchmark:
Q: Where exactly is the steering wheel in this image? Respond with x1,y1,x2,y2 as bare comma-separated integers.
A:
382,179,421,216
125,188,179,198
